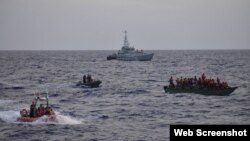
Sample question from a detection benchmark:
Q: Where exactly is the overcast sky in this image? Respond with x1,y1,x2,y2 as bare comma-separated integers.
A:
0,0,249,50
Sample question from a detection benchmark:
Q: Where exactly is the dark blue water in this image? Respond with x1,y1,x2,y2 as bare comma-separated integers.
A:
0,50,249,141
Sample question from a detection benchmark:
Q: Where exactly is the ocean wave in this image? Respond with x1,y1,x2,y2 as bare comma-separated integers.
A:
124,89,150,94
0,82,25,90
0,100,13,106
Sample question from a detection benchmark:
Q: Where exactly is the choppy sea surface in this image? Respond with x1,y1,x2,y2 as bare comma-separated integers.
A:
0,50,249,141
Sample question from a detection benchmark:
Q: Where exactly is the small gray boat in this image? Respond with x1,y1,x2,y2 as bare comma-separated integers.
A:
76,80,102,88
107,31,154,61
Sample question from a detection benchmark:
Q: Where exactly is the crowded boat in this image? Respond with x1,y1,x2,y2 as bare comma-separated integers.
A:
168,73,230,89
164,73,237,96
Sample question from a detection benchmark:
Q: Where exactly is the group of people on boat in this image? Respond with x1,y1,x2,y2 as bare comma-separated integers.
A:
168,73,229,89
20,97,55,118
82,74,93,83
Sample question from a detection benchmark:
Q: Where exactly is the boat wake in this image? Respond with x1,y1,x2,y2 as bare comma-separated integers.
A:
52,112,82,125
0,110,82,125
0,110,19,123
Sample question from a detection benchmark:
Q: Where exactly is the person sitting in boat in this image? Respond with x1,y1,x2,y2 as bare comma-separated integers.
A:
37,104,45,117
221,81,229,89
45,107,54,115
193,76,198,85
20,109,29,117
188,78,193,87
83,75,86,83
197,77,202,87
30,101,37,117
183,78,187,87
176,78,180,87
212,79,216,88
180,77,183,86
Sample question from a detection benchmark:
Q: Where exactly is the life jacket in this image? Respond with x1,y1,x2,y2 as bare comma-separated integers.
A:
37,107,45,117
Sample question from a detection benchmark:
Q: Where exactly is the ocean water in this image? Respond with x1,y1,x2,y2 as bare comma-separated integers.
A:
0,50,249,141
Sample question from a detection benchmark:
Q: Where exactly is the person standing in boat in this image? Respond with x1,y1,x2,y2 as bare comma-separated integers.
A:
83,75,86,83
216,77,221,87
87,74,93,83
87,74,90,83
169,76,175,88
30,101,36,117
202,73,206,81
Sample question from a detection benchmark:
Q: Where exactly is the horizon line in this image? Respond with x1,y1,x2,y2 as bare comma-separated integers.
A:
0,49,250,51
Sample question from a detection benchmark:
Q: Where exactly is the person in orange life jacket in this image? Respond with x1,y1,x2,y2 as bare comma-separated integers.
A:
37,104,45,117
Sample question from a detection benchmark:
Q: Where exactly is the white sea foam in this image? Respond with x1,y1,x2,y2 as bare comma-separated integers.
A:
0,110,82,125
0,110,20,123
53,112,82,125
33,112,82,125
